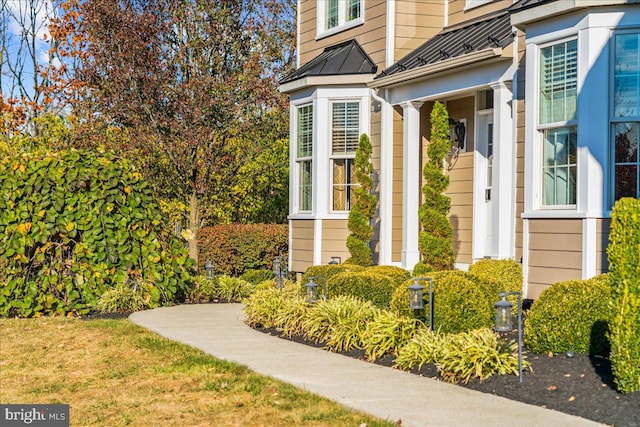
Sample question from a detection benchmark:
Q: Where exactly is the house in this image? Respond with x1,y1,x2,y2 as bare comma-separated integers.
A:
279,0,640,299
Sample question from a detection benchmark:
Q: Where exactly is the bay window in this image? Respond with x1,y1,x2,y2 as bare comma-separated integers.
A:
297,104,313,211
612,32,640,200
539,39,578,207
331,102,360,211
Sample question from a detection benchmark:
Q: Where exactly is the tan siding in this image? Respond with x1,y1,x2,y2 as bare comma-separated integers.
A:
322,219,350,263
448,0,513,27
298,0,387,70
290,220,314,272
526,219,583,298
596,218,611,275
394,1,444,61
392,106,404,262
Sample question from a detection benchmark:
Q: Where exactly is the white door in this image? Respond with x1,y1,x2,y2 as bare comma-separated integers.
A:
475,113,494,258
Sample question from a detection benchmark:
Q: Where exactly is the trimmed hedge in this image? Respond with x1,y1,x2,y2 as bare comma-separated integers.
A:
390,271,494,334
327,271,397,309
607,198,640,393
468,259,522,295
523,275,612,355
301,264,365,285
365,265,411,286
198,223,287,276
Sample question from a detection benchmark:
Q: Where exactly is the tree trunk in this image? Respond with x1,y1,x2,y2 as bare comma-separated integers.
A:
188,191,200,269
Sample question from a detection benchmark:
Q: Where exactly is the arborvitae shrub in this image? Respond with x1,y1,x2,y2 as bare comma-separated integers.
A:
607,198,640,393
418,101,454,271
198,224,287,276
390,271,493,334
365,265,411,286
346,133,376,266
0,150,192,317
327,271,396,309
523,275,612,355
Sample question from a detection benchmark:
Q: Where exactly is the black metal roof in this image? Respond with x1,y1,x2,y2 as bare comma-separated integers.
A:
279,39,377,85
376,11,514,80
510,0,554,13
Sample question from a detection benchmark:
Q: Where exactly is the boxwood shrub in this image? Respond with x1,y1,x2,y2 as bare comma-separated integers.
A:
468,259,522,295
390,271,493,334
523,275,611,355
327,271,396,309
365,265,411,286
301,264,365,285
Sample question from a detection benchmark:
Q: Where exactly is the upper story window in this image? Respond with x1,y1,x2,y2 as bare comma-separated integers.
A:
538,39,578,207
612,32,640,201
331,101,360,211
297,104,313,212
317,0,363,39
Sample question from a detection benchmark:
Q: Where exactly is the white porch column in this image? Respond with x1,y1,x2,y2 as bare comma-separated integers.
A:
490,81,515,259
401,101,423,269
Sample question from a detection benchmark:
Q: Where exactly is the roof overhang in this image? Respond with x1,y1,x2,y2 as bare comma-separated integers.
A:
511,0,638,28
370,46,512,89
278,74,375,94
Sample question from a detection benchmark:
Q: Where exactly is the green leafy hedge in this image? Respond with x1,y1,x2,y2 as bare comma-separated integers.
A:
365,265,411,286
390,271,493,334
607,198,640,393
198,224,287,276
468,259,522,295
0,150,192,317
327,271,397,309
301,264,365,285
523,275,612,355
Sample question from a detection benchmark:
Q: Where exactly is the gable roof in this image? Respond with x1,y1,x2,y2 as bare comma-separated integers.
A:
279,39,378,85
376,11,514,81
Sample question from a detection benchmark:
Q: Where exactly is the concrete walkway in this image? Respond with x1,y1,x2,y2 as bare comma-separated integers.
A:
129,304,604,427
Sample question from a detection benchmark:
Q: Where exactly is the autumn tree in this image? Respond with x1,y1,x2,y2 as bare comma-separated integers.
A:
52,0,295,265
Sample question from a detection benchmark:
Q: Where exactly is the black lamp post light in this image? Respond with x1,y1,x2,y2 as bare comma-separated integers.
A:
494,291,523,382
204,259,214,279
328,256,342,265
304,275,327,303
273,257,287,289
408,277,434,330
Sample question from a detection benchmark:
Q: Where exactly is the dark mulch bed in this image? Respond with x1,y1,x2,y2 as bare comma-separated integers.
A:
256,326,640,427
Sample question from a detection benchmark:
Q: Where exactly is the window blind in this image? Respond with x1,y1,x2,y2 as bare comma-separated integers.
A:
297,105,313,158
540,39,577,124
332,102,359,155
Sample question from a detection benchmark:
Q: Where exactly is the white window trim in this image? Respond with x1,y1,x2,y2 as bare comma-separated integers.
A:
532,36,579,212
316,0,364,40
289,88,370,220
291,98,315,216
330,100,361,213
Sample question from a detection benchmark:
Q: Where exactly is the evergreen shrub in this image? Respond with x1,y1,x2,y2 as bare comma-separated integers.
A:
468,259,522,295
198,223,287,276
240,269,275,285
607,198,640,393
365,265,411,286
524,275,612,355
301,264,364,285
0,150,192,317
327,271,396,309
390,271,493,334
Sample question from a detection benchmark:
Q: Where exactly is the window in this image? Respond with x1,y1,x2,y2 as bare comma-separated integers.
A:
318,0,362,36
331,102,360,211
612,33,640,200
539,39,578,206
297,105,313,211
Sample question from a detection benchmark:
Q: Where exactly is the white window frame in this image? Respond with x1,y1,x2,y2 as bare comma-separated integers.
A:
316,0,364,40
610,29,640,204
330,100,361,212
294,103,314,214
536,36,579,210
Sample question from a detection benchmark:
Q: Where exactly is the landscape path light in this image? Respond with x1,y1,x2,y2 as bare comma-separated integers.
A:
304,275,327,303
273,257,283,289
494,291,523,382
328,256,342,265
409,277,433,330
205,259,214,279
